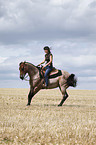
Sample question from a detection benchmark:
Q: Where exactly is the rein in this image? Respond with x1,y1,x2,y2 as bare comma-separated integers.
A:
23,74,41,81
24,74,29,81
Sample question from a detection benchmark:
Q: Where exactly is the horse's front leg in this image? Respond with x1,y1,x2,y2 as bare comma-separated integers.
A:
27,80,43,106
27,90,34,106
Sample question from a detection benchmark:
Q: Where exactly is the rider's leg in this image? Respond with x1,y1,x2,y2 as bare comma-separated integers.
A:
44,66,52,86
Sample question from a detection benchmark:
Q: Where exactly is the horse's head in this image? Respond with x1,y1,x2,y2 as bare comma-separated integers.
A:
19,62,28,80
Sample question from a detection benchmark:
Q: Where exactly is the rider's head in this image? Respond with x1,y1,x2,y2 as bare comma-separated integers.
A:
43,46,51,53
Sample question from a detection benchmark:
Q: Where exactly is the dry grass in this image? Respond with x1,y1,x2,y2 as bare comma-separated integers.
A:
0,88,96,145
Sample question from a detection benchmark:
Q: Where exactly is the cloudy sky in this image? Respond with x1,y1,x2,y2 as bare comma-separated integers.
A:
0,0,96,89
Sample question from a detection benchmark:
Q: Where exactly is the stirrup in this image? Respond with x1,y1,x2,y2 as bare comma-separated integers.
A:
42,83,47,89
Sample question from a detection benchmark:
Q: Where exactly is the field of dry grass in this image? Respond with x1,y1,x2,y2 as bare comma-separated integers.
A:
0,88,96,145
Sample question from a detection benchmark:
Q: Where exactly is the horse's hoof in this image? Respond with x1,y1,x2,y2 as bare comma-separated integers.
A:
58,104,62,107
26,103,30,106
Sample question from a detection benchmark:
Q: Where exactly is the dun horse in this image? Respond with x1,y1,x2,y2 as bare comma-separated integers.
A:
19,61,77,106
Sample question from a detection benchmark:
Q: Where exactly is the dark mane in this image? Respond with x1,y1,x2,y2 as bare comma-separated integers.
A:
25,62,35,65
24,61,37,68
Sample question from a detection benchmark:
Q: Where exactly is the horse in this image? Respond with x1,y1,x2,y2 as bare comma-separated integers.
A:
19,61,77,106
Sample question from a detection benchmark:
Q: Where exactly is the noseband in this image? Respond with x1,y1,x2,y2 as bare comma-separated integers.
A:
19,63,29,81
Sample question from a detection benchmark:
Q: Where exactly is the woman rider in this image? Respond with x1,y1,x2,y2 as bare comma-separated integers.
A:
38,46,53,87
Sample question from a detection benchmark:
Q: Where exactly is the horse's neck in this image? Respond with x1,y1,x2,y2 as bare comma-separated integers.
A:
27,63,39,77
27,63,40,89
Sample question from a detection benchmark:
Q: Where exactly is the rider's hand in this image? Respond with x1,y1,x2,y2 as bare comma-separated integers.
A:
37,64,40,67
42,66,45,70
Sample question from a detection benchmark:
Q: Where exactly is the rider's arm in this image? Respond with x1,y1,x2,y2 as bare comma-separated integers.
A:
44,55,53,68
38,58,45,66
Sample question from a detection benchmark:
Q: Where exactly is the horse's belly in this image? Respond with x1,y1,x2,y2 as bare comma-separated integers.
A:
48,78,59,89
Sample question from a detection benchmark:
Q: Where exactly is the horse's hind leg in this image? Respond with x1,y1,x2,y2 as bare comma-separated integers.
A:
58,86,69,106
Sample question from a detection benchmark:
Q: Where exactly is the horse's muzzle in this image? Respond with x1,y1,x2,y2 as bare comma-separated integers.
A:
20,75,24,80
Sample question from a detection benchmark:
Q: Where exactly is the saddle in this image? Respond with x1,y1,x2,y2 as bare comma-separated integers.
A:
40,67,62,79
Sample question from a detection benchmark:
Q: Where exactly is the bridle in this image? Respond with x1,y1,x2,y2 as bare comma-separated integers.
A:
19,62,42,81
19,63,30,81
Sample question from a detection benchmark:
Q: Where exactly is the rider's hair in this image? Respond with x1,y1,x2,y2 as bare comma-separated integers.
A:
43,46,51,53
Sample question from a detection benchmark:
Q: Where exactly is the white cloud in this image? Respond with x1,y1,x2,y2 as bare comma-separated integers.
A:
0,56,7,64
70,55,96,67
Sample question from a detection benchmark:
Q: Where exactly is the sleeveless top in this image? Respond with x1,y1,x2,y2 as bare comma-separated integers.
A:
45,53,53,67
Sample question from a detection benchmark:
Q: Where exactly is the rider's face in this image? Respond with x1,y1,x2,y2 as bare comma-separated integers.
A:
44,50,49,54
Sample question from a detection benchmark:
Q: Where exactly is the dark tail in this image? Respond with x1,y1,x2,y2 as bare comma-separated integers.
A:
67,74,77,87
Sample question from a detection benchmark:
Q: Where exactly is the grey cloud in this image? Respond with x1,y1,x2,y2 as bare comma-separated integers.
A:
0,65,18,80
0,0,96,44
89,0,96,8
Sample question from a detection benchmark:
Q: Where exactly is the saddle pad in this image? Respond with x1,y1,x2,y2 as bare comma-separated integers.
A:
49,70,62,79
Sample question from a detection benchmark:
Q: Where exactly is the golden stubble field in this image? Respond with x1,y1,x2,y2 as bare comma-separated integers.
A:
0,88,96,145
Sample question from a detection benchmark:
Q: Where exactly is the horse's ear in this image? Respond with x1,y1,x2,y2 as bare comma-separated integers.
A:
19,62,22,66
